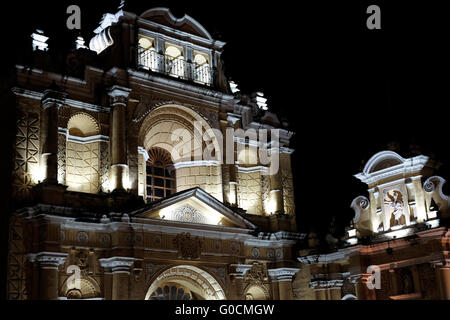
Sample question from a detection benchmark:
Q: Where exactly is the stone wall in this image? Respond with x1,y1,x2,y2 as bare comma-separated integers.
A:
176,165,223,201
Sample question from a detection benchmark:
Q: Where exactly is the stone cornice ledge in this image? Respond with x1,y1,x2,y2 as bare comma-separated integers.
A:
99,257,135,273
268,268,300,282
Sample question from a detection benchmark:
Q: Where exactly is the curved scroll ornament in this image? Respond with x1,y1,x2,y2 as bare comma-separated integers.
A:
350,196,370,223
89,27,114,54
423,176,449,202
423,176,450,213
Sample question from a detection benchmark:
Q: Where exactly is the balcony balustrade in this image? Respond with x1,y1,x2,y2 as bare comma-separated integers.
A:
138,50,214,86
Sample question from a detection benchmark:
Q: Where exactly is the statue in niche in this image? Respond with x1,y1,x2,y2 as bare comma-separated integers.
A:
384,190,406,228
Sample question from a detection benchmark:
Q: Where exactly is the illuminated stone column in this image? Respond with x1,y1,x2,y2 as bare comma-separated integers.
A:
437,266,450,299
229,264,252,299
268,268,299,300
108,86,131,191
31,252,68,300
99,257,134,300
41,89,66,184
269,171,284,214
355,274,376,300
329,281,344,300
103,268,113,300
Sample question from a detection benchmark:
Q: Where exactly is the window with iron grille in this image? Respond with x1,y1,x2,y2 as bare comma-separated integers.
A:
146,147,176,202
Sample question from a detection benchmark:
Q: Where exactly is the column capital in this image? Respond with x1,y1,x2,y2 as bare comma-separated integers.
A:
268,268,300,282
99,257,135,274
28,252,68,269
41,89,67,109
229,264,252,279
348,274,363,284
108,85,131,105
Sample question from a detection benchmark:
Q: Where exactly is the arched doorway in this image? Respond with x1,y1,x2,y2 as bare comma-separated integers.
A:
145,265,226,300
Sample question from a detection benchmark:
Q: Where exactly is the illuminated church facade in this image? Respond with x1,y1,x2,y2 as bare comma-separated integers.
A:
7,6,450,300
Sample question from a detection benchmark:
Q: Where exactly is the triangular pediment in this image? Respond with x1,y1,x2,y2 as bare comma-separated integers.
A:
132,188,256,229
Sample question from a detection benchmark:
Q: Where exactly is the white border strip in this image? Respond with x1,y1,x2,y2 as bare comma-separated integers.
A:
173,160,219,169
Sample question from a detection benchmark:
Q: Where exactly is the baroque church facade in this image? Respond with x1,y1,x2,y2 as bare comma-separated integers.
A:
7,6,450,300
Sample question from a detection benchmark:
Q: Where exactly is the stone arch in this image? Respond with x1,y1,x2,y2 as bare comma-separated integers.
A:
145,265,226,300
138,104,222,163
363,151,405,174
67,112,100,137
60,275,101,300
140,7,213,40
244,285,269,300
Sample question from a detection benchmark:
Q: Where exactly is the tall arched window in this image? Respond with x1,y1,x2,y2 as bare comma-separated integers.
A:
165,43,185,78
146,147,176,202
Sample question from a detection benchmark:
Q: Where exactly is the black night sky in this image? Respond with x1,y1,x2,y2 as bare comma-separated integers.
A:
1,1,449,249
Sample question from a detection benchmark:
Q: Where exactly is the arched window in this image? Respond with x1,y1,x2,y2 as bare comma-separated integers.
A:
193,51,211,85
138,35,158,71
165,43,185,78
146,147,176,202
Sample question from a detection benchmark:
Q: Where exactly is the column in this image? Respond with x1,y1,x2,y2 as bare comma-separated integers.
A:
229,264,252,299
269,170,284,214
229,166,238,206
355,274,377,300
328,280,344,300
437,266,450,299
108,86,131,192
268,268,299,300
41,89,66,184
99,257,134,300
103,268,113,300
31,252,68,300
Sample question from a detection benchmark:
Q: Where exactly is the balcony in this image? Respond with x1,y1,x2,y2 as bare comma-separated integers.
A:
138,50,214,86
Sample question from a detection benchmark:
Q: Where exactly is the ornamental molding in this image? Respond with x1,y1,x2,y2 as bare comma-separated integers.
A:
108,85,132,98
28,252,68,268
67,134,110,144
172,205,207,224
12,87,107,113
98,257,135,273
41,89,67,109
268,268,299,282
424,176,449,203
310,279,344,289
350,196,370,223
355,152,429,186
127,68,237,109
233,264,253,279
138,147,150,161
173,161,219,169
244,263,269,285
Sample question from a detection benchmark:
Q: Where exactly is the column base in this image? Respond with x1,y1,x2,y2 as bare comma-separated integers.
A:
32,182,68,206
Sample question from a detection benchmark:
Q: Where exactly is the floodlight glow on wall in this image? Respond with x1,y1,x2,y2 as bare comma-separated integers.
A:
29,164,45,184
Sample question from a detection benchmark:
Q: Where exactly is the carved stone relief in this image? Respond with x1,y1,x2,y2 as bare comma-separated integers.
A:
173,233,203,260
